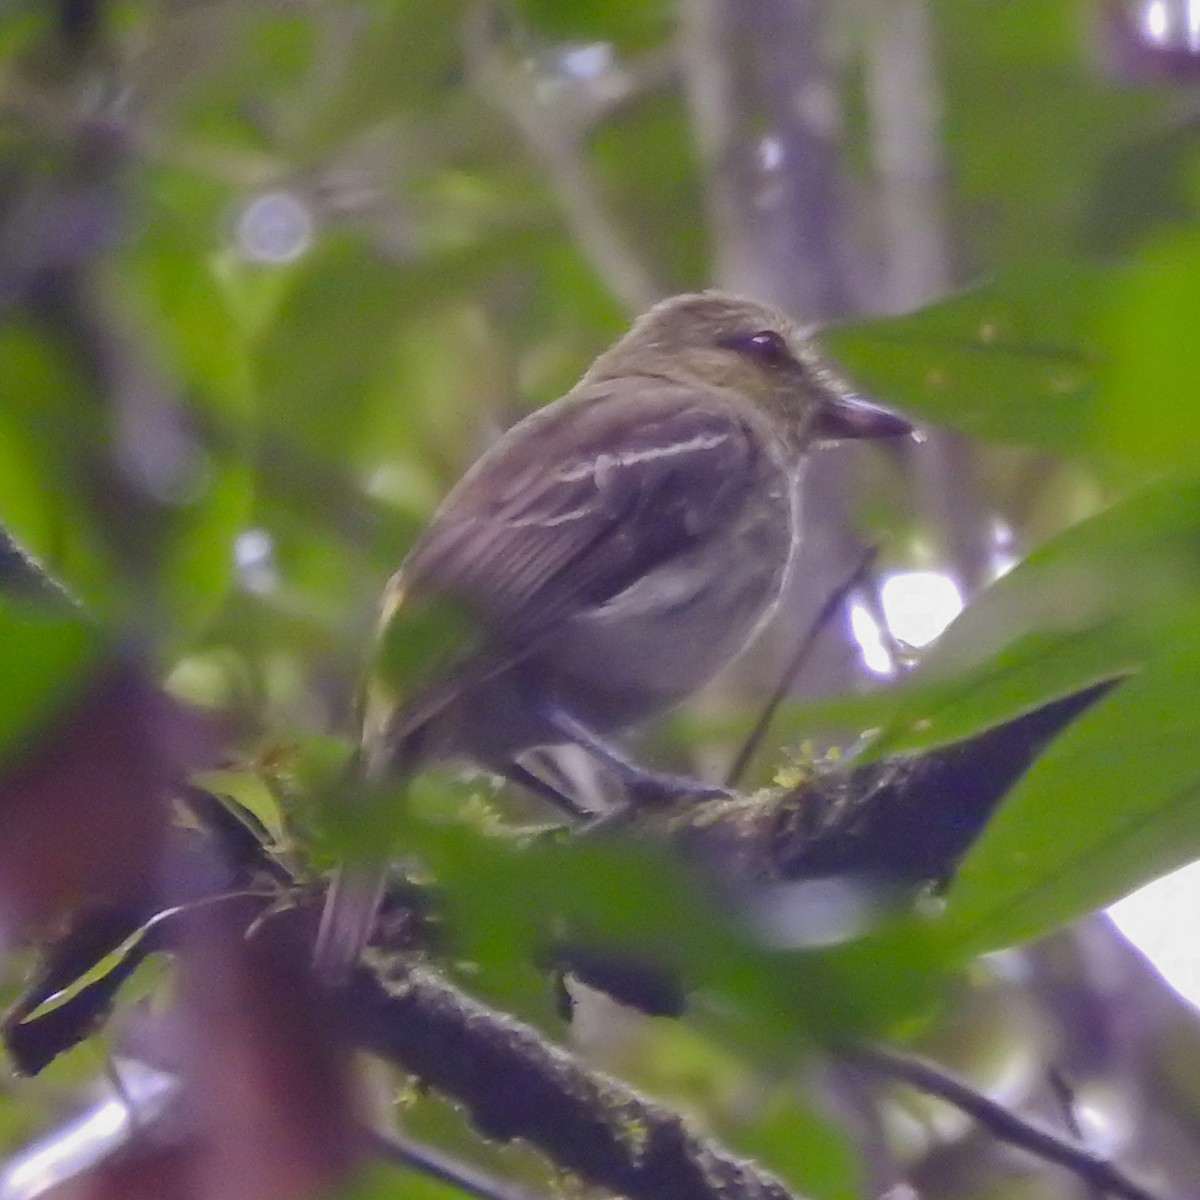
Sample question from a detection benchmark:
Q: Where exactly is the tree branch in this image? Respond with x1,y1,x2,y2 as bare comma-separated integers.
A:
675,682,1115,887
347,960,804,1200
843,1042,1165,1200
1,675,1115,1198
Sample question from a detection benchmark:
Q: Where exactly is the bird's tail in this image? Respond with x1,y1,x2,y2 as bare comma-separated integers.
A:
312,667,434,984
313,573,516,981
313,571,434,982
312,720,430,983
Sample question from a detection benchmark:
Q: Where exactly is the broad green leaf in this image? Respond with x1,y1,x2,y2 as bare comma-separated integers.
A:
824,263,1111,455
0,189,254,652
0,598,104,765
382,787,946,1047
715,623,1136,774
1099,230,1200,470
120,178,256,421
0,323,117,613
513,0,672,48
933,0,1181,265
153,456,252,653
935,640,1200,958
856,472,1200,760
109,190,257,650
0,10,38,54
356,301,508,512
683,472,1191,767
191,768,288,846
343,1160,507,1200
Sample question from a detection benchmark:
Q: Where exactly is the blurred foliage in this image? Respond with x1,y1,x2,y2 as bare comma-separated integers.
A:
3,0,1200,1197
0,597,101,760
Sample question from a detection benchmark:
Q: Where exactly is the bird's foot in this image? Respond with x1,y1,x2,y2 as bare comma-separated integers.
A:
571,772,729,841
530,699,731,811
621,768,732,808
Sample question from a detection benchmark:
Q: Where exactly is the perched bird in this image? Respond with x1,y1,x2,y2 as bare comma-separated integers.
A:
316,290,910,973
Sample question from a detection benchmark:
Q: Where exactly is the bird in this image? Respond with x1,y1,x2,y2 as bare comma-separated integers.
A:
314,290,911,975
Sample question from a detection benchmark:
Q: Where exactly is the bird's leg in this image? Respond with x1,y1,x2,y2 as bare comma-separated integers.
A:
535,701,731,807
497,759,595,821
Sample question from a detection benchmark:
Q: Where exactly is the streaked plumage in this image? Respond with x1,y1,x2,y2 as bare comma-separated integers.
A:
317,290,910,974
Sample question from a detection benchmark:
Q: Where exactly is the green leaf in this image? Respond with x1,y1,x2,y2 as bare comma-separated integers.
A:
856,473,1200,760
255,237,427,470
0,598,104,765
192,768,288,847
1098,230,1200,471
338,1160,484,1200
513,0,672,49
355,301,508,515
935,640,1200,958
120,182,256,423
933,0,1181,265
110,199,257,651
731,1092,862,1200
0,322,116,613
154,457,253,653
824,263,1111,455
0,187,255,652
382,789,946,1047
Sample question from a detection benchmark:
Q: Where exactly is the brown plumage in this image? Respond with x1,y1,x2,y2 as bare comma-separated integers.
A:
316,291,910,974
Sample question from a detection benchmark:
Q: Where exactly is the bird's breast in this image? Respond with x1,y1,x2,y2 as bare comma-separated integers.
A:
535,468,798,731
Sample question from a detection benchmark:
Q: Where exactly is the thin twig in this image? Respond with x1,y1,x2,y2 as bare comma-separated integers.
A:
844,1043,1166,1200
366,1125,548,1200
1046,1067,1086,1144
1047,1067,1105,1200
725,544,879,788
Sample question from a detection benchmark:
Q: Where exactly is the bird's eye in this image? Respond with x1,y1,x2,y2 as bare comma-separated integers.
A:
719,329,791,367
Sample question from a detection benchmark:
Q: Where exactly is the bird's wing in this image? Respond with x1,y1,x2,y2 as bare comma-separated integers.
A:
400,380,769,641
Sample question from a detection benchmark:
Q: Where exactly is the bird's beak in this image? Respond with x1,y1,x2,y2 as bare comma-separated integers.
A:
812,394,912,442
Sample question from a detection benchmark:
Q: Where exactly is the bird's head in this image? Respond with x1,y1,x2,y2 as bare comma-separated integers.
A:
582,291,912,452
